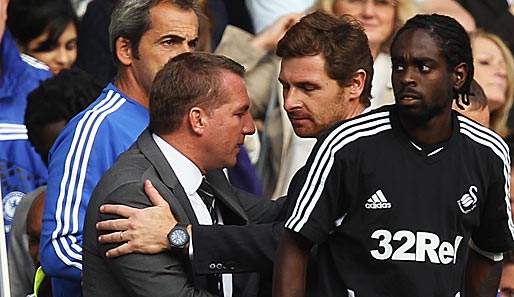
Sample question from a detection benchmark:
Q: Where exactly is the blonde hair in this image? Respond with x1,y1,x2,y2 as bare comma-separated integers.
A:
470,30,514,138
311,0,418,53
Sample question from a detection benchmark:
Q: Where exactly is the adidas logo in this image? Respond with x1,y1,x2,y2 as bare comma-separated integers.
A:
365,189,391,209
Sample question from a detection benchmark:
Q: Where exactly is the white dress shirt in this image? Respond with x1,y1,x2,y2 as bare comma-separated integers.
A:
152,133,233,297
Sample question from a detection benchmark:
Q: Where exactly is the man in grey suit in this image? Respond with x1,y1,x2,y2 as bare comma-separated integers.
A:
83,52,282,296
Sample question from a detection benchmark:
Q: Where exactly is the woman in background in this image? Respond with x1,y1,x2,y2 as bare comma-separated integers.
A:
0,0,78,254
314,0,418,108
7,0,78,74
470,30,514,138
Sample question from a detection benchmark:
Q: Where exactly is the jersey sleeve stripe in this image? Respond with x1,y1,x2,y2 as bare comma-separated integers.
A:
20,53,50,71
0,124,28,140
71,98,127,235
458,117,514,242
56,91,121,250
458,116,509,154
50,90,126,267
286,111,392,232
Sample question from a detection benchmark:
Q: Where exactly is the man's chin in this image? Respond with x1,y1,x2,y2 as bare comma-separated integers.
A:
293,128,318,138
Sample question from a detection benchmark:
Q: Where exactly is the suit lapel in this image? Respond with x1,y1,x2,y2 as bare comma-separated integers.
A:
205,170,249,223
136,129,199,225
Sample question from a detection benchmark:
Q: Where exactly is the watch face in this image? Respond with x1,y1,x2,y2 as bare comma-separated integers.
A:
170,229,188,246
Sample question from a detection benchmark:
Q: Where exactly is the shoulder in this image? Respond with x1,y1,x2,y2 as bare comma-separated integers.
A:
1,31,51,91
90,152,159,219
315,107,393,155
20,54,49,72
51,85,147,154
457,114,509,165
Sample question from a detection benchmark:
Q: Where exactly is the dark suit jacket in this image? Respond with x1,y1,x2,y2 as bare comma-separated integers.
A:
83,129,285,297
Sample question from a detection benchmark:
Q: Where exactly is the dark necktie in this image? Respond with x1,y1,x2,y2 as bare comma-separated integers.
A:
197,178,224,296
197,178,219,224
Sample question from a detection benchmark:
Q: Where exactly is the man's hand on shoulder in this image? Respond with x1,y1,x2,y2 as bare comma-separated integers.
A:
96,180,179,257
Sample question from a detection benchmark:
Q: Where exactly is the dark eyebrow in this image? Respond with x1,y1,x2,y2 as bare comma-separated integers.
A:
159,34,185,42
391,56,404,64
391,56,437,64
412,57,437,64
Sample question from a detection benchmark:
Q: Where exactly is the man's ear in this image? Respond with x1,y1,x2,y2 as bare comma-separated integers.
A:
115,37,133,66
189,107,206,136
349,69,366,99
454,62,468,90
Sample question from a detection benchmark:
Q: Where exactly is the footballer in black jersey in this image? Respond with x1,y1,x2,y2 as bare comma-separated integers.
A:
285,106,514,296
275,14,514,297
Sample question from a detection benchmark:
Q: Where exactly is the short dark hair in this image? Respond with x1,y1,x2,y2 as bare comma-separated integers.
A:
391,14,474,106
25,69,104,161
7,0,78,51
149,52,245,134
109,0,202,63
276,10,374,107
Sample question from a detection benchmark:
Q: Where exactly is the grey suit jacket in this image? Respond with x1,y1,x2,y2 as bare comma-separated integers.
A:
83,129,281,297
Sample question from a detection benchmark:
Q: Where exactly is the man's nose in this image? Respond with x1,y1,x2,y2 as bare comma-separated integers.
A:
242,113,256,135
283,89,303,112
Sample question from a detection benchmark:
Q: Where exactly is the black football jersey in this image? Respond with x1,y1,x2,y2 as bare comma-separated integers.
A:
285,105,514,296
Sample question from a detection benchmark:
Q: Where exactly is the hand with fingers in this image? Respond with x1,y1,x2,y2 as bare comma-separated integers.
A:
96,180,183,257
250,12,303,52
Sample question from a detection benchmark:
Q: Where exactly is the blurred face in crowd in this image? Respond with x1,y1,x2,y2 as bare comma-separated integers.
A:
472,36,508,112
21,22,77,75
333,0,396,55
32,120,67,166
279,54,353,138
130,2,199,97
26,191,46,265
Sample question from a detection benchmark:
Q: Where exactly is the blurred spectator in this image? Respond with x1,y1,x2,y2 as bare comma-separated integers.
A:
457,0,514,54
417,0,476,31
316,0,418,108
470,29,514,138
75,0,116,85
245,0,314,33
25,190,53,297
7,186,45,297
0,0,77,246
212,13,302,198
7,0,78,75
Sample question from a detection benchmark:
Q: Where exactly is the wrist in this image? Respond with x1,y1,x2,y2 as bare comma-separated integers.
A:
167,223,190,251
184,224,192,252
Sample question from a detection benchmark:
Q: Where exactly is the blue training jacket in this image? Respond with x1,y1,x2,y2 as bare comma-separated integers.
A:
40,84,149,297
0,30,51,245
